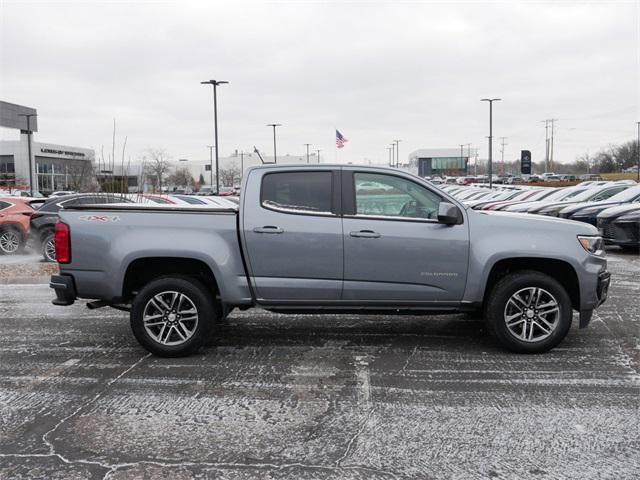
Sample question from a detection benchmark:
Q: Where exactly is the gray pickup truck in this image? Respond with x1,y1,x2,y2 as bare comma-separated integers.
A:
50,165,610,356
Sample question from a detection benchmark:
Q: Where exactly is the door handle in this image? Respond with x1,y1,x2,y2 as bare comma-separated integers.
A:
253,225,284,234
350,230,381,238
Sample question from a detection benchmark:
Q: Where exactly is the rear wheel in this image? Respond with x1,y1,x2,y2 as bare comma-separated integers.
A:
130,276,215,357
0,227,24,255
42,232,56,262
484,271,573,353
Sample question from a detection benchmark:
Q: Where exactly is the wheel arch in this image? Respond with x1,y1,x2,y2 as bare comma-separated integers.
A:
483,257,580,311
122,257,220,305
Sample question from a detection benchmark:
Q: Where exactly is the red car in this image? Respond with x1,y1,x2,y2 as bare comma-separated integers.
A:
0,198,34,255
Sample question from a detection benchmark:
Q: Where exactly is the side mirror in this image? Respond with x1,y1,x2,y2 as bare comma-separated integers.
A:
437,202,459,225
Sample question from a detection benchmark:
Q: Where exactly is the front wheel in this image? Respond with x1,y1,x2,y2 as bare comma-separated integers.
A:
0,228,24,255
484,271,573,353
130,276,215,357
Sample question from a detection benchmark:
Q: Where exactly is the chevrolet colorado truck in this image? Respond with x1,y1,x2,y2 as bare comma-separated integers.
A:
50,165,610,356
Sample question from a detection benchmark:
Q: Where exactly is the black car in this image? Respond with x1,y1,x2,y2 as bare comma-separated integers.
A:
596,204,640,251
560,185,640,226
30,193,131,262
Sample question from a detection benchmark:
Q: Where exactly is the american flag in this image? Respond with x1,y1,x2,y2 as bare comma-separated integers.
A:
336,129,348,149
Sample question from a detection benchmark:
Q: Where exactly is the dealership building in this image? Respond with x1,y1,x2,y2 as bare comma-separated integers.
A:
0,101,95,194
408,148,475,177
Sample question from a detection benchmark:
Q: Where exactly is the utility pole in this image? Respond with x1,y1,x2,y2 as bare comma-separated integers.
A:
267,124,281,163
304,143,311,164
465,143,472,175
316,149,321,163
240,150,244,177
201,79,228,195
390,143,396,167
18,113,37,196
481,98,501,189
550,119,558,171
387,146,393,167
543,119,550,172
394,139,401,168
499,137,508,176
474,149,479,176
459,144,464,173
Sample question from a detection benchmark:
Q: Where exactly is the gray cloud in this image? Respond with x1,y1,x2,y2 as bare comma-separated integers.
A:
1,0,638,166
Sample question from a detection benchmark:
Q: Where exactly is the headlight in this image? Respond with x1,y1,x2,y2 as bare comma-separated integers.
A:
616,210,640,222
538,205,564,216
578,235,605,256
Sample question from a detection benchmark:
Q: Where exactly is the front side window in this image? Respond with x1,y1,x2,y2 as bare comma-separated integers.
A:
354,172,441,220
261,171,333,214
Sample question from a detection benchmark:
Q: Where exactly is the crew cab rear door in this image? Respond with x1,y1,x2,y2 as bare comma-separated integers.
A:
241,168,343,303
341,169,469,304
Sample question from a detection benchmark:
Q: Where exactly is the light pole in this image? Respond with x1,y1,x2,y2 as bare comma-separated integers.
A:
206,145,215,188
466,143,472,175
636,121,639,182
390,143,396,167
201,79,228,195
316,149,321,163
387,146,393,167
18,113,37,196
267,124,281,163
304,143,311,164
394,139,401,168
239,150,244,177
481,98,501,188
459,144,464,173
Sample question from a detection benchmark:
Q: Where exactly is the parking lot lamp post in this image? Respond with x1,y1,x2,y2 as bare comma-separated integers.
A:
267,124,281,163
387,146,393,166
18,113,37,196
304,143,311,164
201,80,228,195
390,143,396,167
316,149,321,163
206,145,215,188
481,98,501,189
636,121,639,182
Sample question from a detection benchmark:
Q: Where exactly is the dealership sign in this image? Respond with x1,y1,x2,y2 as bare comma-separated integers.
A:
521,150,532,175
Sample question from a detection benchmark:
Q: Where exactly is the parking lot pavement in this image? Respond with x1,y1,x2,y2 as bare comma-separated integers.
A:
0,251,638,480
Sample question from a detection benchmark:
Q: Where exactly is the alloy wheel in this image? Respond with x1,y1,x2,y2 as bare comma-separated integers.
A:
503,287,560,342
0,230,20,254
143,291,199,346
44,239,56,262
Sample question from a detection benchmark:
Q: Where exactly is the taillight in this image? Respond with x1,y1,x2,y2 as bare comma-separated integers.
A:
54,221,71,263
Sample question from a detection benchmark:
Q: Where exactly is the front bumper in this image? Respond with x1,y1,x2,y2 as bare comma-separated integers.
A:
578,270,610,329
50,274,77,306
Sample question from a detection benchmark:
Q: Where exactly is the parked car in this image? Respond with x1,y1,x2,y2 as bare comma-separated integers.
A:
50,191,77,197
528,184,630,216
597,204,640,250
559,185,640,225
50,165,610,357
30,193,132,262
195,186,217,196
0,198,35,255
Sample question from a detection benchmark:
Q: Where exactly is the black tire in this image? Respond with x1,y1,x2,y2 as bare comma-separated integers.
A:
0,227,25,255
41,232,56,262
130,276,216,357
484,270,573,353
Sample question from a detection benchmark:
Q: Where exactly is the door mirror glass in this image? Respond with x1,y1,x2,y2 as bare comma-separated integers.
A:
437,202,459,225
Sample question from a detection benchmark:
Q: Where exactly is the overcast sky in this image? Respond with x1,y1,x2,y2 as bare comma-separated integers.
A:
1,0,639,167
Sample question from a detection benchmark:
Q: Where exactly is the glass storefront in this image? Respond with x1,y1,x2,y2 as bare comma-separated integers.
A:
0,155,16,188
36,156,93,194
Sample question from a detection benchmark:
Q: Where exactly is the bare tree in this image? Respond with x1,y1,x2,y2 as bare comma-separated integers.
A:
67,160,94,192
143,148,172,192
219,161,241,187
167,167,194,190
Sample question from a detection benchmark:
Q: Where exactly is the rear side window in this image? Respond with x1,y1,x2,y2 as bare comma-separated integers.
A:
0,201,11,210
261,171,333,214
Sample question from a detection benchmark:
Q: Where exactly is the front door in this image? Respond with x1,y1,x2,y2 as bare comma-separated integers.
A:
342,170,469,305
242,169,343,303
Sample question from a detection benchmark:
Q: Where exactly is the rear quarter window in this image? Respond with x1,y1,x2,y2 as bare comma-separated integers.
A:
261,171,333,214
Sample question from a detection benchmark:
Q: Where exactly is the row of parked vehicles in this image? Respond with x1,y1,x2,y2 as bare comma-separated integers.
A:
0,192,239,261
441,179,640,250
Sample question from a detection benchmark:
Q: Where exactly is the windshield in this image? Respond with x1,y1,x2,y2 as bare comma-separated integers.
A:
606,185,640,202
174,195,206,205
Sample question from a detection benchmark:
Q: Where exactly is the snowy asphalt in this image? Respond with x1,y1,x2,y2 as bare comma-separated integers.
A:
0,251,638,479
